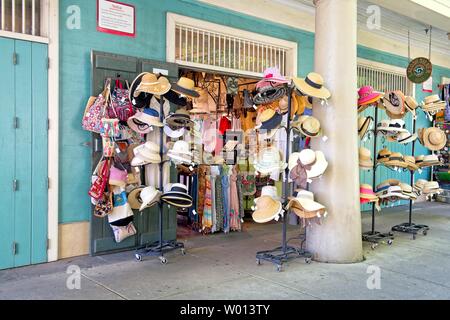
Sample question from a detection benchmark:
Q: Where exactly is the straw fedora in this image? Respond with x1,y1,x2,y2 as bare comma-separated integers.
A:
404,96,418,117
414,179,428,193
127,108,164,134
287,190,326,219
358,86,383,112
131,141,161,166
376,185,406,200
359,147,374,169
165,108,194,129
396,131,417,145
256,109,283,131
400,183,416,200
383,91,406,119
252,196,283,224
129,72,153,109
293,72,331,100
415,155,424,167
420,154,442,168
360,184,378,202
134,73,171,96
420,127,447,151
377,148,392,164
422,181,442,195
422,95,446,113
358,116,372,139
404,156,419,171
171,77,200,98
254,147,287,175
384,152,408,169
292,115,322,137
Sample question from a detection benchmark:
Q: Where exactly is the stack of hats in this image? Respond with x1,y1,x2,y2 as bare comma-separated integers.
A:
360,184,380,210
376,179,408,201
417,154,442,168
292,115,322,138
161,183,193,208
377,119,417,145
404,96,419,118
293,72,331,100
376,148,408,170
421,95,446,115
415,179,442,196
382,91,406,119
252,186,284,223
167,140,193,165
254,146,287,175
286,190,327,220
128,186,162,211
358,86,383,113
358,116,373,139
127,108,164,134
359,147,374,170
399,183,417,200
404,156,419,171
418,127,447,151
254,68,289,105
131,141,161,166
165,108,194,129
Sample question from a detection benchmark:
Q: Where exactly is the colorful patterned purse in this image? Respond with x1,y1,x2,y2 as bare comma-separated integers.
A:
94,191,113,218
88,159,110,200
108,80,135,122
82,79,111,133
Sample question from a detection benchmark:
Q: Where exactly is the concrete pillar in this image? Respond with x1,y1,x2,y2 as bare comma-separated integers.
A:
307,0,363,263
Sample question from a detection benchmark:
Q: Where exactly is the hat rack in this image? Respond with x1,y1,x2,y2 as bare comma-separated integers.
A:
255,85,313,272
134,97,186,264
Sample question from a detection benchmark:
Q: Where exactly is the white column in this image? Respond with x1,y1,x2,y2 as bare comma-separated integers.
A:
307,0,363,263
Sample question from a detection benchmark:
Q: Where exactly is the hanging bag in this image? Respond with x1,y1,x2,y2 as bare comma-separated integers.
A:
108,80,135,122
88,158,110,200
82,79,111,133
94,191,113,218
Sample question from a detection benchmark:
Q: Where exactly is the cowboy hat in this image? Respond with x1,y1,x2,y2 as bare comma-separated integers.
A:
420,127,447,151
171,77,200,98
383,91,406,119
293,72,331,100
127,108,164,134
358,116,372,140
134,73,171,96
292,115,322,137
286,190,326,219
359,147,374,170
252,195,283,223
131,141,161,166
254,147,287,175
129,72,152,109
358,86,383,112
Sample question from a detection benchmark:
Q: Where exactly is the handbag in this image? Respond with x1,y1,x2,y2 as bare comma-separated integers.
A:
94,192,113,218
241,174,256,196
91,158,106,205
108,80,135,122
88,158,110,200
82,79,111,133
111,222,137,243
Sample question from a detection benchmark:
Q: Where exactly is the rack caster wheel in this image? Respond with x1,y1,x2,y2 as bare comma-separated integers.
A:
423,230,428,236
181,248,186,256
387,239,393,246
256,259,262,266
371,243,378,250
159,256,168,265
276,265,283,272
135,253,143,262
305,258,312,264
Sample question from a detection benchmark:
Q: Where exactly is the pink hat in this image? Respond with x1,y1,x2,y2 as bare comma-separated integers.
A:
358,86,383,107
257,67,289,89
109,166,128,187
360,184,378,202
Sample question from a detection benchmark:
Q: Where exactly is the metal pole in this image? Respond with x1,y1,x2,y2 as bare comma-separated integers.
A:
371,105,379,234
159,97,165,252
283,86,293,253
409,116,417,225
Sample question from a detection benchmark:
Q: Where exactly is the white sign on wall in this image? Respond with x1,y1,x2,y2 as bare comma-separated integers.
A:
97,0,135,37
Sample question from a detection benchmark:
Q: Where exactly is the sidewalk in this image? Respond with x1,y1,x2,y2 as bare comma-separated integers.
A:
1,202,449,300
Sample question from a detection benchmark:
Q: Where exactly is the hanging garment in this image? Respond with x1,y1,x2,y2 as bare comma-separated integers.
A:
202,175,213,231
215,171,224,232
441,84,450,122
241,110,257,132
196,165,208,226
210,166,221,233
221,167,230,233
189,174,198,225
229,166,241,231
236,172,245,220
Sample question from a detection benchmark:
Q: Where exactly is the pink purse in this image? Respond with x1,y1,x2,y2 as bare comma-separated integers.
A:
82,79,111,133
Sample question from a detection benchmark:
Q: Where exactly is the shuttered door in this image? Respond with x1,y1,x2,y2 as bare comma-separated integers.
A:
90,51,179,255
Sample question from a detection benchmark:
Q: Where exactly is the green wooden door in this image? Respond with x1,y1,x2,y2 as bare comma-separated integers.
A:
90,51,178,255
0,37,48,270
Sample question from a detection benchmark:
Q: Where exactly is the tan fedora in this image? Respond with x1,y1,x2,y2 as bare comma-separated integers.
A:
292,115,322,137
358,116,372,139
404,156,418,171
293,72,331,100
376,148,392,164
422,127,447,151
422,94,446,113
420,154,442,168
404,96,418,117
384,152,408,169
171,77,200,98
134,73,171,96
359,147,373,169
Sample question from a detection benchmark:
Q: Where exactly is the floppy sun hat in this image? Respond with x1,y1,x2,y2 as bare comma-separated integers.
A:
255,186,282,202
131,141,161,166
421,127,447,151
171,77,200,98
254,147,287,175
293,72,331,100
129,72,153,109
358,86,383,111
292,115,322,137
134,73,171,96
286,190,326,219
252,195,283,224
383,91,406,119
127,108,164,134
358,116,372,139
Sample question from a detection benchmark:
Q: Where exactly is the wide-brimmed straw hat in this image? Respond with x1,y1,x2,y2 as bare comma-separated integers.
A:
400,183,416,200
254,147,287,175
293,72,331,100
255,186,282,202
252,195,283,223
127,108,164,134
358,86,383,112
419,127,447,151
383,91,406,119
286,190,326,219
171,77,200,98
134,73,171,96
131,141,161,166
359,147,374,170
129,72,153,109
292,115,322,137
358,116,372,139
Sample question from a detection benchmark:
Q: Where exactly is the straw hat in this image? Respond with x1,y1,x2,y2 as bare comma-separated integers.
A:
292,115,322,137
307,151,328,179
358,86,383,112
415,155,424,167
358,116,372,139
256,109,283,131
138,186,162,211
254,147,287,175
286,190,326,219
359,147,374,169
404,96,418,117
383,91,406,119
396,131,417,145
134,73,171,96
384,152,408,169
289,149,328,178
422,95,446,113
377,119,408,134
127,108,164,134
129,72,153,109
191,88,212,114
377,148,392,163
131,141,161,166
400,183,416,200
252,195,283,223
420,127,447,151
360,184,378,202
422,181,441,195
255,186,281,202
414,179,428,192
404,156,419,171
293,72,331,100
420,154,442,168
171,77,200,98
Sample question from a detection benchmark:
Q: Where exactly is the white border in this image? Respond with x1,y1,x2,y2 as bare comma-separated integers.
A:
0,30,49,43
166,12,298,77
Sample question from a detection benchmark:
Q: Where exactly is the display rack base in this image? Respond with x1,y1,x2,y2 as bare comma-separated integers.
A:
362,231,394,249
256,246,313,272
135,241,185,264
391,223,429,240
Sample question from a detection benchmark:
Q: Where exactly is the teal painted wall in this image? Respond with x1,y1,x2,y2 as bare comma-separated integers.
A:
59,0,450,223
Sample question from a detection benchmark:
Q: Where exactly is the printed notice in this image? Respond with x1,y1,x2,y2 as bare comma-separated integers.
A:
97,0,135,37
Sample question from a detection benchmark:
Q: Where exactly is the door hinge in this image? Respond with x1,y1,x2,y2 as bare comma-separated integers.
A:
47,57,50,69
47,177,50,189
13,179,18,192
47,239,50,250
47,119,50,130
13,53,17,65
13,117,18,129
12,242,17,255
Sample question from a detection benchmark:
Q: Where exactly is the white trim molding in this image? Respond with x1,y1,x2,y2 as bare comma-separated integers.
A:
0,30,49,43
47,0,59,262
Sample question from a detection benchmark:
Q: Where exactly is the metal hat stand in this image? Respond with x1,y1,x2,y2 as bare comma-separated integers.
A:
135,97,186,264
256,85,313,272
